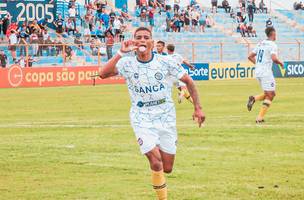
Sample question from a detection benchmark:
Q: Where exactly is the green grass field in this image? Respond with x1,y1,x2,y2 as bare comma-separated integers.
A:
0,79,303,200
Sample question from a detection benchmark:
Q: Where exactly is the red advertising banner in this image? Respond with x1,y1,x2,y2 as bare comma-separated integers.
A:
0,65,125,88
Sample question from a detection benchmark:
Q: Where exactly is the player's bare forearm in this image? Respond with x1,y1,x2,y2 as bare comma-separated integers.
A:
271,55,284,68
183,60,195,69
180,74,206,126
185,78,201,110
99,54,120,79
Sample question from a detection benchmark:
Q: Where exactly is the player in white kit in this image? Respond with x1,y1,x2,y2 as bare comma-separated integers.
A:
167,43,195,104
247,27,284,123
98,27,205,200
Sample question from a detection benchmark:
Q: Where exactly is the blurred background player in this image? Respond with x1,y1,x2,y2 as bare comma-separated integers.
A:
98,27,205,200
153,40,168,55
167,43,195,104
247,27,284,124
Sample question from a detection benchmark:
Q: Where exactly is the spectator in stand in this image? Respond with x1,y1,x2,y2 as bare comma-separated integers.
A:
29,20,40,34
191,7,200,32
100,7,110,29
239,0,246,12
44,36,54,56
66,18,75,35
2,14,11,40
8,29,17,62
0,17,3,41
42,29,49,55
140,3,148,22
174,0,180,13
26,55,38,67
190,0,197,6
54,14,64,34
121,4,131,21
148,7,155,31
211,0,218,13
165,0,172,11
165,6,173,32
0,50,7,68
247,23,257,37
18,26,29,56
247,0,255,22
206,15,215,27
64,45,73,61
266,17,273,28
183,9,190,32
259,0,268,13
57,37,64,56
113,16,122,42
17,56,26,68
37,30,44,56
105,30,114,60
38,17,48,30
239,22,248,37
230,9,236,19
30,30,39,56
95,20,106,42
222,0,231,13
199,9,207,32
74,29,84,49
68,5,77,30
172,15,181,32
294,2,304,10
83,15,91,42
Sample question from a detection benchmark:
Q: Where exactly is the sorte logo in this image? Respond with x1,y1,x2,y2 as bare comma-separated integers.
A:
8,65,23,87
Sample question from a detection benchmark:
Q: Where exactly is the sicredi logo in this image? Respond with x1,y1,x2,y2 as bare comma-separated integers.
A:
286,63,304,77
210,63,255,80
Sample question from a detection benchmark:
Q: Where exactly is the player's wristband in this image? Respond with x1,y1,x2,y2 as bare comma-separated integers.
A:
117,50,126,57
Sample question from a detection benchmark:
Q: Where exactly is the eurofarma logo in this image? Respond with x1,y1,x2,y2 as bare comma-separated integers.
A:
209,62,255,80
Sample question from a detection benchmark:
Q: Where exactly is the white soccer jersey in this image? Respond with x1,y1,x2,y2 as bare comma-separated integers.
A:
169,53,184,65
116,54,186,128
252,40,278,78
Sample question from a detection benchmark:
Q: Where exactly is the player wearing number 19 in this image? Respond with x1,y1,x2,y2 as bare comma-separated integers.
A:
247,27,284,123
98,27,205,200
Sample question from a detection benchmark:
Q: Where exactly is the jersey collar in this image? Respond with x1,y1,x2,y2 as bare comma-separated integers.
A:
136,53,154,64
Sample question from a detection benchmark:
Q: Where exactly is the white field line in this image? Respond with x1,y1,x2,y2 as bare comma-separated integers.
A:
0,123,303,129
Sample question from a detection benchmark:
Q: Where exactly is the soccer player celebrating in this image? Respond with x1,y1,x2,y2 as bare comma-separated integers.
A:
167,43,195,104
99,27,205,200
247,27,284,123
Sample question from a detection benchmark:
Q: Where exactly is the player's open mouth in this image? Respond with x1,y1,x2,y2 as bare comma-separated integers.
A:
138,45,147,52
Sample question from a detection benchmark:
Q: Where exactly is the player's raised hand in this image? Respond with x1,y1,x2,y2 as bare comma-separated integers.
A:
120,40,138,53
190,65,195,70
193,108,206,128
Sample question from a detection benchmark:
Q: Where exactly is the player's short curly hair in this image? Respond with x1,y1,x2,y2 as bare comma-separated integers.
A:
265,27,275,37
134,27,152,37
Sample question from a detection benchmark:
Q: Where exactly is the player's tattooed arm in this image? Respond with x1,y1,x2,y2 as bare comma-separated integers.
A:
180,74,206,127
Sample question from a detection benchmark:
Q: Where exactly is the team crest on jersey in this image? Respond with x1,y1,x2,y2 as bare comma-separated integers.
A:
137,138,143,146
154,72,163,80
134,73,139,79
